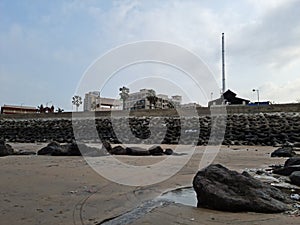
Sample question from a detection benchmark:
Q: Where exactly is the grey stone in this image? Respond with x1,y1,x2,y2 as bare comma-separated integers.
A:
284,157,300,167
193,164,291,213
110,145,127,155
148,145,164,155
126,147,150,156
164,148,173,155
102,141,112,151
273,165,300,176
271,147,296,157
0,141,14,156
290,171,300,186
38,141,101,156
37,141,62,155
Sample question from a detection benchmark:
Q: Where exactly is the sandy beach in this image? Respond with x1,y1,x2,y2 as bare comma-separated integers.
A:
0,143,299,225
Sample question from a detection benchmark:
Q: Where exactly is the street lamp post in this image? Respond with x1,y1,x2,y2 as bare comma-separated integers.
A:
252,89,260,106
119,86,129,110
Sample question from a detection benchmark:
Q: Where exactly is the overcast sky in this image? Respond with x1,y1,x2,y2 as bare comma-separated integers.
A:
1,0,300,110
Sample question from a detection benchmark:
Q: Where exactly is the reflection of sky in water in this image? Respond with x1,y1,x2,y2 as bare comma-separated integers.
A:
159,187,197,207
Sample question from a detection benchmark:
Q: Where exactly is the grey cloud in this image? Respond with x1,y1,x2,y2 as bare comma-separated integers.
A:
229,0,300,68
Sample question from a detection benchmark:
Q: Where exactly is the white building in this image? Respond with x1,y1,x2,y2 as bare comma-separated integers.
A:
84,91,100,111
84,91,121,111
180,102,201,108
171,95,182,107
124,89,153,110
156,94,169,109
124,89,182,110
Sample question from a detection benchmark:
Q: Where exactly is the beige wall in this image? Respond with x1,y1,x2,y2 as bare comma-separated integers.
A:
1,103,300,120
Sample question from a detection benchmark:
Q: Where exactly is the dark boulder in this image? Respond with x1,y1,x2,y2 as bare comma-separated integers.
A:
273,165,300,176
0,141,14,156
110,145,128,155
164,148,173,155
102,141,112,151
193,164,291,213
271,147,296,157
290,171,300,186
49,142,82,156
62,142,82,156
62,142,106,156
37,142,62,155
108,145,165,156
126,147,150,156
148,146,164,155
284,157,300,167
38,142,101,156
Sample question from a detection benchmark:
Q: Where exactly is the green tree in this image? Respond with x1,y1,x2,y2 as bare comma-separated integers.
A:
37,104,44,113
167,100,175,109
91,101,97,111
56,108,64,113
146,89,158,109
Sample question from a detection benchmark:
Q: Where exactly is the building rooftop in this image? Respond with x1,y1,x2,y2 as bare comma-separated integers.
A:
2,104,37,110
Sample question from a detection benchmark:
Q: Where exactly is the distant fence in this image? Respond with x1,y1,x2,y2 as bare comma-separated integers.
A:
0,103,300,120
223,103,300,114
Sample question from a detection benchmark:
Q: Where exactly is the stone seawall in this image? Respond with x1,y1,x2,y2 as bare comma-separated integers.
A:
1,112,300,146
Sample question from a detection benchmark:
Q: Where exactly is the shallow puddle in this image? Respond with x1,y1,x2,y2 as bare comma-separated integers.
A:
98,187,197,224
159,187,197,207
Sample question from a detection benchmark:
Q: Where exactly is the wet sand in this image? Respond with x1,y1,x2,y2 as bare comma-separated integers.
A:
0,144,298,225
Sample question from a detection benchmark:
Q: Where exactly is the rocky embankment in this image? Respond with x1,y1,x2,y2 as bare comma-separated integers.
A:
0,112,300,146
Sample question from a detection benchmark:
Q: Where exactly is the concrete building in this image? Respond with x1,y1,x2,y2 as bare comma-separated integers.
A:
180,103,201,109
1,105,37,114
84,91,121,111
124,89,152,110
156,94,169,109
208,89,250,107
171,95,182,107
84,91,100,111
124,89,182,110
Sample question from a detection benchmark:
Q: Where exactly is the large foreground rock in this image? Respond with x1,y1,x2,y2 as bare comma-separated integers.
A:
193,164,291,213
